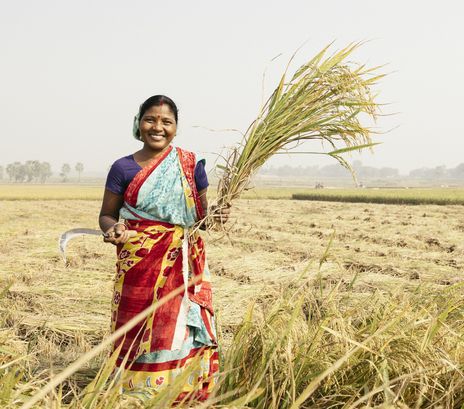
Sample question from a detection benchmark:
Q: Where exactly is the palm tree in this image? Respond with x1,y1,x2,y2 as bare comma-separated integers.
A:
75,162,84,183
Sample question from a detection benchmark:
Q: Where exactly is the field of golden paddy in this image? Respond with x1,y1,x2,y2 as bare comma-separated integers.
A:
0,185,463,408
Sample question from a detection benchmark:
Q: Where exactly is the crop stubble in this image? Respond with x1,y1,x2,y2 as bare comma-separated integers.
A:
0,196,463,385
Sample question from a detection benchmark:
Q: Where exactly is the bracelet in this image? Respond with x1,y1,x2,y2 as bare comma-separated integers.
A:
113,221,127,229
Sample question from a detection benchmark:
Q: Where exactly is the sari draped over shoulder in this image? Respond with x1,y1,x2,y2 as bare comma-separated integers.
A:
111,146,218,402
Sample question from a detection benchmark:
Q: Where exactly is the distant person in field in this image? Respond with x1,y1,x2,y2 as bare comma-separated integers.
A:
99,95,230,402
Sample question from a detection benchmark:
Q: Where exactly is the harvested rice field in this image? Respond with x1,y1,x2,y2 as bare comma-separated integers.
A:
0,187,463,407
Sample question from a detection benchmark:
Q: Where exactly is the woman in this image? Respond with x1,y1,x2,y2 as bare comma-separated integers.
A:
99,95,229,402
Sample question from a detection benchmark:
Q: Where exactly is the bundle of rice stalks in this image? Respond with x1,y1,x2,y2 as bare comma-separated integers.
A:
215,42,384,210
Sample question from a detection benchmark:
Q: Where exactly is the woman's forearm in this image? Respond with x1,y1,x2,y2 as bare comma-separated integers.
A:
99,214,119,233
99,190,125,233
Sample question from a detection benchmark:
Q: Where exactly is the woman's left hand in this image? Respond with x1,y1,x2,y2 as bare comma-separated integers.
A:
211,204,231,224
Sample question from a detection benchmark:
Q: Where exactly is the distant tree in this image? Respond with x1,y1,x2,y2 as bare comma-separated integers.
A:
379,167,399,178
10,162,26,182
409,167,428,179
75,162,84,183
60,163,71,182
351,161,398,179
24,161,34,182
6,164,14,181
320,163,349,177
0,165,3,180
433,165,447,179
24,160,42,182
358,166,379,178
32,160,42,182
450,163,464,179
409,166,449,179
39,162,52,183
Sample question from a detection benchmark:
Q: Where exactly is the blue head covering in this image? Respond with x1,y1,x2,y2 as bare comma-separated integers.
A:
132,109,141,140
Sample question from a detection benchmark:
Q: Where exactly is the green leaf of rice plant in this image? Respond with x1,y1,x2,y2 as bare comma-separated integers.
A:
328,142,382,155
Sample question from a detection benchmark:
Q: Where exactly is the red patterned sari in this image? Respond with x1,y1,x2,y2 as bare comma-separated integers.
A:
111,146,218,401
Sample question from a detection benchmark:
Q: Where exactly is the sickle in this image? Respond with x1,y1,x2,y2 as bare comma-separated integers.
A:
58,228,137,262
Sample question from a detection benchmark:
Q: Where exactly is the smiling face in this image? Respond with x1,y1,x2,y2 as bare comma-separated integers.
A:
139,104,177,154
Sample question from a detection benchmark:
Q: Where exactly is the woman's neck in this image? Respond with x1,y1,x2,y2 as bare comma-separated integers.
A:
139,144,172,160
133,144,172,168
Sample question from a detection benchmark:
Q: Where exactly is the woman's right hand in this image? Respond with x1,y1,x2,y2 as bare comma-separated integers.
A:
103,223,131,245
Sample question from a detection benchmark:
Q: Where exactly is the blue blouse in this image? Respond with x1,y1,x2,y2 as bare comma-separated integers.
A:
105,154,208,195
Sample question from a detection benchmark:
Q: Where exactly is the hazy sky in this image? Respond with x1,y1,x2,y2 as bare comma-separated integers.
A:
1,0,463,175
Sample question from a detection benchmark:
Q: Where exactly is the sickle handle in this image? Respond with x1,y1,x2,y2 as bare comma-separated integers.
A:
102,230,138,238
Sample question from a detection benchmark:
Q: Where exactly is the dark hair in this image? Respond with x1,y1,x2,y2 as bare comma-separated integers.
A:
140,95,178,121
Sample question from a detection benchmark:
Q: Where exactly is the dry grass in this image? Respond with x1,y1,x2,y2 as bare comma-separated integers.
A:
0,196,463,407
219,279,464,408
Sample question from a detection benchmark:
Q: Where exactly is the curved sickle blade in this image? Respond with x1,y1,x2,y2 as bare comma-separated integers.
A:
58,228,103,262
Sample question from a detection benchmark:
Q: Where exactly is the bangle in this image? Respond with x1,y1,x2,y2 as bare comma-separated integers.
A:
113,221,126,229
